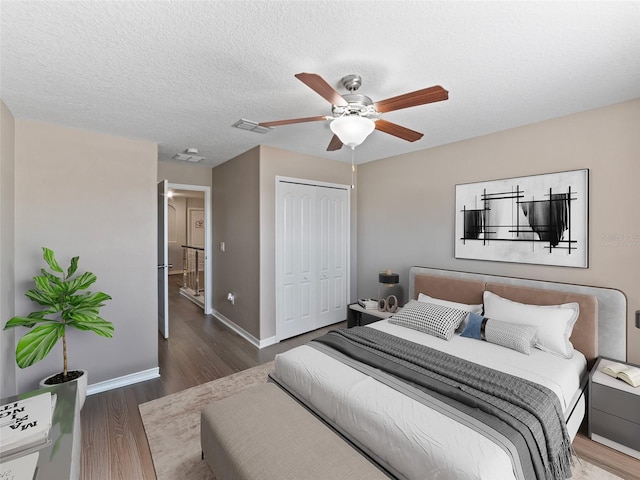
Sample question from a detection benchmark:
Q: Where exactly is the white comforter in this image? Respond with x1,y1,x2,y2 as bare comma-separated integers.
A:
273,320,587,480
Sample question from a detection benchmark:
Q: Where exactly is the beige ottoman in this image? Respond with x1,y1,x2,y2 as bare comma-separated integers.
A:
201,382,389,480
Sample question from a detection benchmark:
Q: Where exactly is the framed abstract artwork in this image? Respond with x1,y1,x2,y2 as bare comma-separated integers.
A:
455,169,589,267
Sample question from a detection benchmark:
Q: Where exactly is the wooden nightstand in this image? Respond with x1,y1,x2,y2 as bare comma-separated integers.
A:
347,303,400,328
588,356,640,460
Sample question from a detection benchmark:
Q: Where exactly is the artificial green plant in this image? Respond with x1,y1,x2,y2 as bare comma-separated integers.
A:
4,247,114,380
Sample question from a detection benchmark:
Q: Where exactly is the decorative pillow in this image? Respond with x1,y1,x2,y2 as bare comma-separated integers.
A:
389,300,468,340
484,319,538,355
460,312,485,339
461,313,538,354
418,293,482,332
483,291,579,358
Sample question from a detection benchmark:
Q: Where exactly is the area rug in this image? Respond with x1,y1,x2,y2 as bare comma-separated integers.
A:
140,361,621,480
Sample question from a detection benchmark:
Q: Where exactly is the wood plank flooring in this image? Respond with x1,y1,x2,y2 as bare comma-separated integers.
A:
80,275,341,479
80,275,640,479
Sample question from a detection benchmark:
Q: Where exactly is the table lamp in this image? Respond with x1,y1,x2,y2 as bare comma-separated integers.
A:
378,269,399,312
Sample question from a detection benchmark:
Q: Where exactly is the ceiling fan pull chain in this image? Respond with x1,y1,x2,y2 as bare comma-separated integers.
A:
351,147,356,189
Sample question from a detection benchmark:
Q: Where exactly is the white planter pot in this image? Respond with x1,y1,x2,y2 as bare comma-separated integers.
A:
40,369,88,410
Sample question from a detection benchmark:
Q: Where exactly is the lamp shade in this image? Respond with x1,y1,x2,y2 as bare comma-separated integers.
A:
330,116,375,149
378,272,399,285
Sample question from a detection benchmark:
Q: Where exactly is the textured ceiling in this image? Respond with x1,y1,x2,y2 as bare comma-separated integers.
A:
1,1,639,168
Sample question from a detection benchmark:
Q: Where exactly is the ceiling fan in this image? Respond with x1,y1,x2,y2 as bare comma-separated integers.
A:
259,73,449,151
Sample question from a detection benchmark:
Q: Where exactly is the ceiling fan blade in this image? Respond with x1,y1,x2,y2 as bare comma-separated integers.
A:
327,134,343,151
259,115,327,128
375,119,424,142
295,73,349,107
374,85,448,113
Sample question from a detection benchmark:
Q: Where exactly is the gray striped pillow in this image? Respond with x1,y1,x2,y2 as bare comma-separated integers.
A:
484,319,538,355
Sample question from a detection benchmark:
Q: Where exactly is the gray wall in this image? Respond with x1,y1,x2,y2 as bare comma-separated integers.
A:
0,100,17,398
212,147,261,338
357,98,640,364
13,119,158,391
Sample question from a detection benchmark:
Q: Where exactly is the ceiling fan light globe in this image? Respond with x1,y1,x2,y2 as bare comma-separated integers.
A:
330,116,375,148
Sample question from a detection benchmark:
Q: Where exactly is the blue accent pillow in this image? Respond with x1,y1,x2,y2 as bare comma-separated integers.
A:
460,312,485,339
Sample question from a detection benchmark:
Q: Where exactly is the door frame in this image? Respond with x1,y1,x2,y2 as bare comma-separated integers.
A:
275,176,351,342
168,183,213,314
158,180,169,338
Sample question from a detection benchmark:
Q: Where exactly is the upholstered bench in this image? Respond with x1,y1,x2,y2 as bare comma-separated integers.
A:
200,382,389,480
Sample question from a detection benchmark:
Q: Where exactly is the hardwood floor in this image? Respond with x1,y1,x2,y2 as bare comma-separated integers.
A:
80,275,342,479
80,275,640,479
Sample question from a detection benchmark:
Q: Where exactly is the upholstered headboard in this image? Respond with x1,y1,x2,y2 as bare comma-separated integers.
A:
409,267,627,366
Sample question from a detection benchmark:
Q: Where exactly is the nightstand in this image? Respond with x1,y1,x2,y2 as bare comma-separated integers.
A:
347,303,400,328
588,356,640,460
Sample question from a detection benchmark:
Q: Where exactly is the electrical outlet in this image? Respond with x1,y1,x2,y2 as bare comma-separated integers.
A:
220,242,225,252
227,293,235,305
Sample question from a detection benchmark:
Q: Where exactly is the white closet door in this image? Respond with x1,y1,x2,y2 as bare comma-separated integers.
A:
316,187,348,328
277,183,317,340
276,180,349,341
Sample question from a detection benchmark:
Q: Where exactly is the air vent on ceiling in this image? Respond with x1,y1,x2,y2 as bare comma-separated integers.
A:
172,148,205,163
232,119,271,134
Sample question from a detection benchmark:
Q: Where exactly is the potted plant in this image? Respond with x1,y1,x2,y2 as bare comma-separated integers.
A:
3,247,114,408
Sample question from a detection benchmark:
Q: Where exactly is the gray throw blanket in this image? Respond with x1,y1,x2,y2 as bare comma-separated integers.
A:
313,327,573,480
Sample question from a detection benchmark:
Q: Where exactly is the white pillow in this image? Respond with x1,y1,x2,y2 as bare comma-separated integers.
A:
483,291,579,358
417,293,483,314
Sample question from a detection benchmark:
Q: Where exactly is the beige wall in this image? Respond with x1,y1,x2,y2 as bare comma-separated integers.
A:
212,147,261,338
158,159,212,187
13,119,159,391
259,145,354,339
358,98,640,364
0,101,17,398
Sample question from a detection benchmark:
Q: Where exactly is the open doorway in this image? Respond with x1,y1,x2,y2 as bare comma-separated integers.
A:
158,181,212,339
167,183,212,315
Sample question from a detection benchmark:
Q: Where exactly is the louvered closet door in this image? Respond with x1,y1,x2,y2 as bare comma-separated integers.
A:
276,180,349,341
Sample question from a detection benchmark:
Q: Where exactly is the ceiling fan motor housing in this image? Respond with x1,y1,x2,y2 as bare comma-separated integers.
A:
332,93,377,118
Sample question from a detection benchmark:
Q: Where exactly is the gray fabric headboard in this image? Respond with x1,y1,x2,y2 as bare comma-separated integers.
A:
409,267,627,364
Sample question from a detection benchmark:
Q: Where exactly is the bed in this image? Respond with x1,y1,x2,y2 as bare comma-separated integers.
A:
270,267,627,480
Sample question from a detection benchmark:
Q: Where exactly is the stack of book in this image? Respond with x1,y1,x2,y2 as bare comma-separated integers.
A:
0,451,39,480
1,391,55,463
357,298,378,310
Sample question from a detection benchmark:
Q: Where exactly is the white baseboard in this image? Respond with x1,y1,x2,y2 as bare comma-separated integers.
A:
212,310,277,349
87,367,160,396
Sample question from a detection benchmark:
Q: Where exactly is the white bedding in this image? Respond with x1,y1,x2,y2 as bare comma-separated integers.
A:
273,320,587,480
